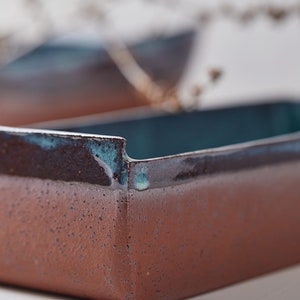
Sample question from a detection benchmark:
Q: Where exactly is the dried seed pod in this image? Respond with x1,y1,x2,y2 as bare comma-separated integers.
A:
208,68,223,83
266,6,289,21
191,85,204,98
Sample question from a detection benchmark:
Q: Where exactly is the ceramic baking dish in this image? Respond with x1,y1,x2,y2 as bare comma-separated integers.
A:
0,99,300,299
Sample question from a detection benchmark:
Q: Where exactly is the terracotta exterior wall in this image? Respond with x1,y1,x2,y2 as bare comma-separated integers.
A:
128,162,300,299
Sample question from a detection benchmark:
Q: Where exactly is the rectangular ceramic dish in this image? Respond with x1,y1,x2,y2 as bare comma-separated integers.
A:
0,100,300,299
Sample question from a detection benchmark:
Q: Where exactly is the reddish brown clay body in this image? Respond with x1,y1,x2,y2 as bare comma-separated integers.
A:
0,101,300,299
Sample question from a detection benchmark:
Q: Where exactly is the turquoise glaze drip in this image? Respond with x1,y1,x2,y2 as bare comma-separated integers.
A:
21,133,128,187
87,139,128,187
87,139,119,175
133,165,149,191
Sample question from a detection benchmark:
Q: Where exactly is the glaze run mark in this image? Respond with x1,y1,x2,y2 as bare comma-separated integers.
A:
0,130,127,187
133,166,149,191
87,139,128,186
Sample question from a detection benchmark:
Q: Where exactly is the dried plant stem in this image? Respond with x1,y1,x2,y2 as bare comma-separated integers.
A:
103,38,181,111
188,67,223,109
0,0,224,112
81,3,183,111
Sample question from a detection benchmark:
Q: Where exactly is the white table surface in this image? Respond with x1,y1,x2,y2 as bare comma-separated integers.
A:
1,264,300,299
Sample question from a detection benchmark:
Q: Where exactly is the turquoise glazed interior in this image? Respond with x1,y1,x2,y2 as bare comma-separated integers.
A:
60,101,300,159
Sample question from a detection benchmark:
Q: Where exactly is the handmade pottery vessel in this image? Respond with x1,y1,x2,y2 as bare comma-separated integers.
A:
0,30,195,126
0,100,300,299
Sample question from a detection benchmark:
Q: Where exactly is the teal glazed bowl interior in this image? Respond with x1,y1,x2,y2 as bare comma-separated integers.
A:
59,99,300,159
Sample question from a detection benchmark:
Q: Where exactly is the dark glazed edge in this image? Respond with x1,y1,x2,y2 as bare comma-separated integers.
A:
2,126,300,191
128,132,300,190
0,127,127,188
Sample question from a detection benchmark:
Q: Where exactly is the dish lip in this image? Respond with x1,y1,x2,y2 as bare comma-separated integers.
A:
133,129,300,162
6,113,300,164
126,130,300,190
0,126,127,188
2,98,300,190
0,125,126,142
